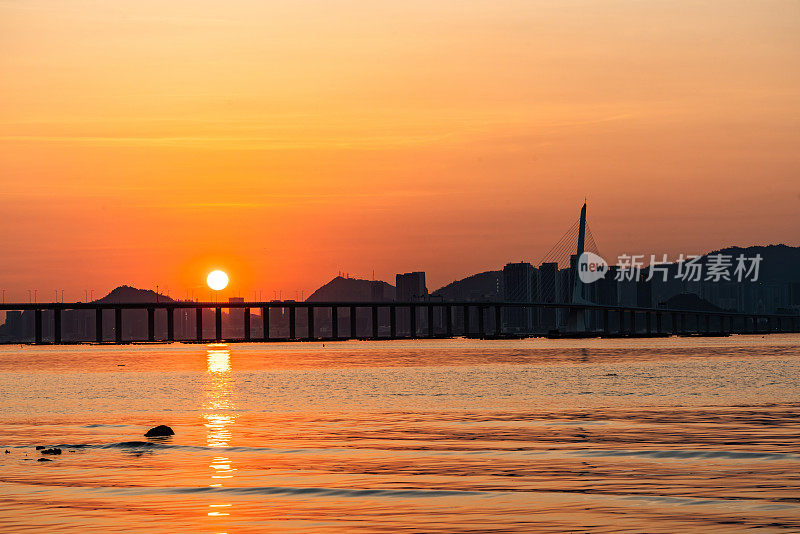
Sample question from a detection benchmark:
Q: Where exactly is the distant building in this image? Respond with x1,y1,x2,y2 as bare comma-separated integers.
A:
395,272,427,301
226,297,246,337
538,262,560,331
396,272,427,335
503,262,536,332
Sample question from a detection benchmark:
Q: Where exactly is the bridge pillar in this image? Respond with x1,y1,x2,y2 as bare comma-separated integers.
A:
495,306,502,336
262,307,269,340
350,306,357,339
371,306,378,338
429,305,436,338
215,307,222,341
464,305,471,335
752,316,758,333
332,306,339,339
54,308,61,344
34,309,42,344
409,305,416,338
115,308,122,343
196,308,203,341
646,312,652,335
446,305,453,337
390,306,396,338
243,307,250,341
96,308,104,343
656,313,663,334
671,312,677,335
478,306,485,337
167,308,174,341
705,314,711,334
147,308,155,341
603,309,610,335
629,310,636,335
289,306,296,340
308,307,315,340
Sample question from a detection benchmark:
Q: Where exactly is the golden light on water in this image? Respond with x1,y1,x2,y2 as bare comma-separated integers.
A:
203,344,236,524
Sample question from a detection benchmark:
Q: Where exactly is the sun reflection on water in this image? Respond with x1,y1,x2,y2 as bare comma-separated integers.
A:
203,344,236,522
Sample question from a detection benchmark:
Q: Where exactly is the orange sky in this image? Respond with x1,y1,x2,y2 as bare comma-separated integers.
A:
1,0,799,302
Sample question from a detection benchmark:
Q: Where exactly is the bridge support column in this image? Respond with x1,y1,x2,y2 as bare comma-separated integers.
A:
243,307,250,341
262,307,269,340
464,305,470,336
332,306,339,339
196,308,203,341
445,305,453,337
115,308,122,343
96,309,104,343
147,308,155,341
409,305,416,338
495,306,502,336
167,308,174,341
389,306,396,338
54,308,61,344
478,306,485,337
308,307,315,340
289,306,296,340
671,312,677,335
603,309,610,335
371,306,378,339
646,312,652,335
350,306,357,339
429,305,435,338
34,309,42,344
656,313,663,334
215,307,222,341
629,310,636,335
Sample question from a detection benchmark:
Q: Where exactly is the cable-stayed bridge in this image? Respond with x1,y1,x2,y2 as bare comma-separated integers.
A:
1,203,798,344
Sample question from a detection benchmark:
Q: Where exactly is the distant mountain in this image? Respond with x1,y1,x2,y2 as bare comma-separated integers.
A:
706,244,800,283
663,292,726,312
306,276,395,302
95,285,175,304
431,271,503,302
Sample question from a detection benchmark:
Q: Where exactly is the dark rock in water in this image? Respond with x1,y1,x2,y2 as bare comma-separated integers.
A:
35,446,45,450
37,458,52,462
4,450,9,454
144,425,174,437
41,448,62,455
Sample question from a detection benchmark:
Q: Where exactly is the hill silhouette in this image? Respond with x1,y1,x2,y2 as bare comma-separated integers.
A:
95,285,175,304
706,244,800,283
431,271,502,301
306,276,395,302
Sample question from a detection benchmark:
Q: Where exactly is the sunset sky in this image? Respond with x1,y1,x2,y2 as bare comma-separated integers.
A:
1,0,799,301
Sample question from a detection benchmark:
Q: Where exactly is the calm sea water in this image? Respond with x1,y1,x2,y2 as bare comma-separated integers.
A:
1,336,799,533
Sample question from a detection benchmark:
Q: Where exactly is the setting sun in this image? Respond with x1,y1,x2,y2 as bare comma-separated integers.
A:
206,270,229,291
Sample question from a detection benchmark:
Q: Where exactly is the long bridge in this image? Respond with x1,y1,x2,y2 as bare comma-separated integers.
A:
2,202,798,344
1,298,798,345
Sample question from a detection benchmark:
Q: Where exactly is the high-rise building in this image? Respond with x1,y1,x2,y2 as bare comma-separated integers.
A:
396,272,427,335
503,262,535,332
395,272,427,301
538,262,560,331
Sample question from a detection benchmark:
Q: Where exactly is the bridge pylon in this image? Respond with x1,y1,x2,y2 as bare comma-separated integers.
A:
567,202,589,333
